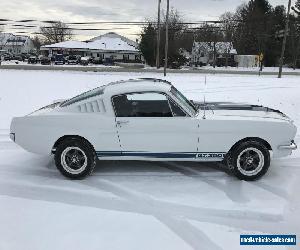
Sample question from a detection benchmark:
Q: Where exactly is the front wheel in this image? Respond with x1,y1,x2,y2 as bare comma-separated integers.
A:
227,141,270,181
54,138,97,179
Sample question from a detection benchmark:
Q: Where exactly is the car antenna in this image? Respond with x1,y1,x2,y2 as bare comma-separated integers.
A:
203,75,207,119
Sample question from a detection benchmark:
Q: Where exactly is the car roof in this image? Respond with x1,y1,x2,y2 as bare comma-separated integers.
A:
103,78,173,97
60,78,173,107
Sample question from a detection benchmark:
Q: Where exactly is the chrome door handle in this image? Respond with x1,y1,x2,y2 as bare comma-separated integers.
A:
116,120,129,126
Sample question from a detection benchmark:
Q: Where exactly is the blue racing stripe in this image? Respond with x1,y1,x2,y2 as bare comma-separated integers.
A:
96,151,226,159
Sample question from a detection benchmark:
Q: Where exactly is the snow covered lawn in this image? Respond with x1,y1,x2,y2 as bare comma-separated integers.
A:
0,69,299,250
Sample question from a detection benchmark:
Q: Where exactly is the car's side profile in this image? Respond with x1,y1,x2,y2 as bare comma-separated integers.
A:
10,78,297,180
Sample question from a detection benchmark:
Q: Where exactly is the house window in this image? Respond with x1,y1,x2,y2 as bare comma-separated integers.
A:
123,54,129,60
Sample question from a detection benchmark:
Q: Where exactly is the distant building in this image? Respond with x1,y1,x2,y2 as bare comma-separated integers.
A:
191,41,237,66
234,55,259,68
88,32,138,47
0,33,35,54
41,32,144,63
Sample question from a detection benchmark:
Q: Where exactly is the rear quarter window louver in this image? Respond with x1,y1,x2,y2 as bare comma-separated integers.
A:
78,99,106,113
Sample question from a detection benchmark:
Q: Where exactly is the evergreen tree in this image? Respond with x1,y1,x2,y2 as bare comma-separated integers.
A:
234,0,273,56
139,23,157,66
139,9,189,67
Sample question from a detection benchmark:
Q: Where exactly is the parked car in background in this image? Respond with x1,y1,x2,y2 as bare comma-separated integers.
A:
103,58,114,66
11,54,23,61
40,56,51,65
10,78,297,180
170,61,181,69
21,53,30,61
80,56,90,66
36,55,44,63
91,57,103,65
66,55,79,65
54,54,65,65
28,56,38,64
3,54,12,61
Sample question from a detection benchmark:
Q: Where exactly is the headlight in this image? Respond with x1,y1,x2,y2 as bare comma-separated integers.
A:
9,133,15,142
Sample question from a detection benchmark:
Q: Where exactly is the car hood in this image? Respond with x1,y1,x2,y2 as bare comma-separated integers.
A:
194,101,292,122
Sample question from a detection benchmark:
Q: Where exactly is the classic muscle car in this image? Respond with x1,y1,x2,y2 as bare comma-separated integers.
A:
10,78,297,180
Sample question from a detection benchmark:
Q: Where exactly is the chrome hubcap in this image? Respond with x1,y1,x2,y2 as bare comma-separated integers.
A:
61,147,87,174
237,147,264,176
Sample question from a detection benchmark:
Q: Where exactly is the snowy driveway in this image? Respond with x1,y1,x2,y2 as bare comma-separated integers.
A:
0,70,299,250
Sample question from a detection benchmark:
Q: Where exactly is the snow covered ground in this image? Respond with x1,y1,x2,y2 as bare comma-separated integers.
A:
0,69,299,250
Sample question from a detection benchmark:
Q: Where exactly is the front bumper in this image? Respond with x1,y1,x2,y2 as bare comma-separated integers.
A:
278,141,297,150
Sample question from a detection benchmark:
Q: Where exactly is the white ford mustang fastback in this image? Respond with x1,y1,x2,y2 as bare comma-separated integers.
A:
10,78,297,180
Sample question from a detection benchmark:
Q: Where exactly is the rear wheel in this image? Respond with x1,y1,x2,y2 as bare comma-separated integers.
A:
54,138,96,179
227,141,270,181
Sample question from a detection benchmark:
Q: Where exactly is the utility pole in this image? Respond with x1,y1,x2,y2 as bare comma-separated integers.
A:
212,27,217,68
164,0,170,76
213,39,216,68
291,5,300,70
278,0,292,78
156,0,161,69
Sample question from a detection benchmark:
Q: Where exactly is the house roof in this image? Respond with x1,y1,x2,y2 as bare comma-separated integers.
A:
0,33,30,46
88,32,138,48
42,33,139,52
42,41,89,50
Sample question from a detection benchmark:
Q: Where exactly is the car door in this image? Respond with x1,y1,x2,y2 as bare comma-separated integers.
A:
111,92,199,160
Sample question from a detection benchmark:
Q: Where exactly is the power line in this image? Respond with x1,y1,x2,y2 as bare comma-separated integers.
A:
0,18,223,24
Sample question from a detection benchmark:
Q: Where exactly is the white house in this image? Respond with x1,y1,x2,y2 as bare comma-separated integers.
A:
0,33,35,54
191,41,237,66
41,32,144,63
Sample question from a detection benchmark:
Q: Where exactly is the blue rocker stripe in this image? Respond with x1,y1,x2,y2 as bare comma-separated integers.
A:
96,151,226,158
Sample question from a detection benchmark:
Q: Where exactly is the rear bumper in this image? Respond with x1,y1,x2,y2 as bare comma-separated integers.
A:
9,133,15,142
278,141,297,150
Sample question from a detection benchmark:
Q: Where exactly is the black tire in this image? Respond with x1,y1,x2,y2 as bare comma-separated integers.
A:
54,138,97,179
227,141,270,181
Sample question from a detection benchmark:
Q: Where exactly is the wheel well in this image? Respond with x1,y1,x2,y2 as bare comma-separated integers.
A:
228,137,272,154
52,135,95,154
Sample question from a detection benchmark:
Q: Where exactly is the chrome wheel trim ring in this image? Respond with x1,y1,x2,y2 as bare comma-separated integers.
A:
237,147,264,176
61,147,88,174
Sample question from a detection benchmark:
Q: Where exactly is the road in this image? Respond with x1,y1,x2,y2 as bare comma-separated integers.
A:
1,64,300,76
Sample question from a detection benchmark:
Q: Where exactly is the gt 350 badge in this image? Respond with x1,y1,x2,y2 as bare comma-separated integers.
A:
196,153,226,158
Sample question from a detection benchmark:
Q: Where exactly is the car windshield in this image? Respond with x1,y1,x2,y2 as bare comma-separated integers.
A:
170,86,197,116
60,86,105,107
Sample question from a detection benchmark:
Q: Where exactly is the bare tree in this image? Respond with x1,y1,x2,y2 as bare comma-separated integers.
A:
40,21,73,44
0,26,5,48
32,36,42,52
220,12,236,67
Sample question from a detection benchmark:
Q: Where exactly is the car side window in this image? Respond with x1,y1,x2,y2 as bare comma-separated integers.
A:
168,98,188,117
112,92,173,117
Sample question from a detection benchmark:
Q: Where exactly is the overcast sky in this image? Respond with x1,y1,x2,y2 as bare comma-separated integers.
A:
0,0,295,40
